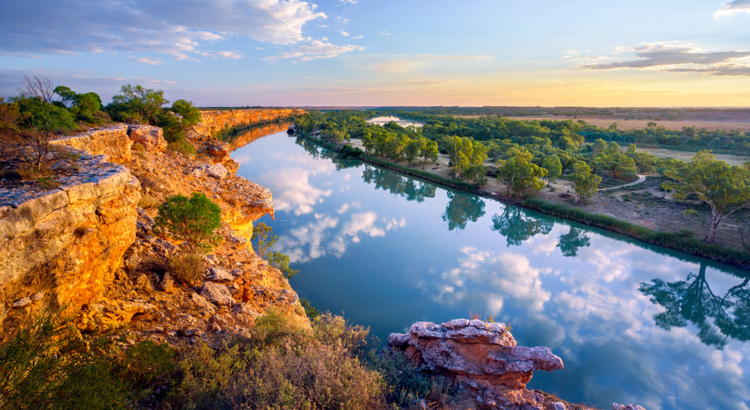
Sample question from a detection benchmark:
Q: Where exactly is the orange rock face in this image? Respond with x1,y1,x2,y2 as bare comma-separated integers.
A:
192,109,306,138
50,124,133,163
0,155,141,339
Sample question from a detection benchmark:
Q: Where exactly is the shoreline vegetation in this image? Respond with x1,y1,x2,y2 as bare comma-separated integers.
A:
295,130,750,270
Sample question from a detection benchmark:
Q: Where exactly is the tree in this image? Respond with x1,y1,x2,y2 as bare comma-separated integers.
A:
154,193,222,253
491,207,553,246
15,97,77,132
18,75,54,103
495,148,546,197
592,138,607,155
420,139,439,163
556,227,591,257
442,191,485,231
607,152,637,179
108,84,168,125
404,138,421,165
251,222,278,258
53,86,78,107
170,99,202,126
443,136,488,181
664,150,750,243
639,262,750,348
542,155,562,186
569,161,602,203
251,222,298,279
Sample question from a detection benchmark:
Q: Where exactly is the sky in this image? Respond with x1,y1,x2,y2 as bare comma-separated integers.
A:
1,0,750,107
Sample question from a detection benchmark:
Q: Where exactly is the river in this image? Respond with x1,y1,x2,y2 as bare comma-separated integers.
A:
232,130,750,410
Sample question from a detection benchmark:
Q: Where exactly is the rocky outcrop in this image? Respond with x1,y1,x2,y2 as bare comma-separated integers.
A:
388,319,564,409
0,154,141,339
50,124,133,163
191,109,306,138
127,125,167,153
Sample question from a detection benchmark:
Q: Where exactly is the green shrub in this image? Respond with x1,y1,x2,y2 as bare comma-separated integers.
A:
0,311,176,410
168,253,204,286
15,97,77,132
154,192,222,253
167,138,196,158
168,312,385,410
300,298,320,320
339,144,364,159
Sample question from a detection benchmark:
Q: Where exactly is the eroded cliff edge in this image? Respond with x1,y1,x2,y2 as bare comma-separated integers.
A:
0,111,307,343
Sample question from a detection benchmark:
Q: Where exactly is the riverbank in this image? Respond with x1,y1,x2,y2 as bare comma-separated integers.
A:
300,132,750,270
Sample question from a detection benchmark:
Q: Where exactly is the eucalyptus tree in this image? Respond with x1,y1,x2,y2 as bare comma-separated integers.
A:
664,150,750,243
570,161,602,203
542,155,562,186
495,148,546,197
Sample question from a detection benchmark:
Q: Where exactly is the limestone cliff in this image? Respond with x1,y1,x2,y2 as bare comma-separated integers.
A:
192,108,305,137
2,110,309,342
0,154,140,340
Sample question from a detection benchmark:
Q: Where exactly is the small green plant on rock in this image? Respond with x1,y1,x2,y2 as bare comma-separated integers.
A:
252,222,299,279
154,192,222,253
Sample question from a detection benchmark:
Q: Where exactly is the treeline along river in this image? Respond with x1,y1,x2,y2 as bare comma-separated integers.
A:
232,129,750,410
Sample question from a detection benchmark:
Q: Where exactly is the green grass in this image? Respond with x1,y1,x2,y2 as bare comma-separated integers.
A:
523,198,750,268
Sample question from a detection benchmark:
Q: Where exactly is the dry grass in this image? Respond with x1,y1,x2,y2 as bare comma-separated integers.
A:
507,115,750,132
168,253,203,286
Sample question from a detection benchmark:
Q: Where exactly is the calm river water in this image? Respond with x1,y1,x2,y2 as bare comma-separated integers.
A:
232,130,750,410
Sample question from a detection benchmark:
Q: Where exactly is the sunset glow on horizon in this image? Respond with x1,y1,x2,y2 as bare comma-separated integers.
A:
2,0,750,107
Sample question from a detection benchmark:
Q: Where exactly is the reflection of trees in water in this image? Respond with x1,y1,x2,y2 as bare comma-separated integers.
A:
442,192,486,231
296,137,361,170
491,207,553,246
557,227,591,257
362,165,437,203
296,137,321,159
640,263,750,349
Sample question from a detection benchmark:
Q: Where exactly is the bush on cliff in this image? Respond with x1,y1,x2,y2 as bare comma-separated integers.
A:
0,311,176,410
166,311,385,410
154,192,222,253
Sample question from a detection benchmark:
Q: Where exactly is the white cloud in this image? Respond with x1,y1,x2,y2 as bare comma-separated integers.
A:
0,0,326,55
339,30,350,37
340,0,358,3
136,57,164,65
217,51,244,59
352,35,363,39
379,30,390,35
263,39,364,62
714,0,750,17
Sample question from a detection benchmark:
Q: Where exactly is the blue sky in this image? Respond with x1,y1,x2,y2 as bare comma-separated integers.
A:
1,0,749,106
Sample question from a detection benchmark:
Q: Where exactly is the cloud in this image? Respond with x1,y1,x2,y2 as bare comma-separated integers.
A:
578,43,750,77
262,39,364,62
379,31,390,35
136,57,164,65
339,30,350,37
352,35,363,40
0,52,43,59
714,0,750,17
340,0,358,3
217,51,244,59
0,0,326,55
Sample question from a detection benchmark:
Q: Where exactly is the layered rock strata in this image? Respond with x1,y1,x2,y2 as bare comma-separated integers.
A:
50,124,133,163
0,154,140,339
191,108,305,137
388,319,565,409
